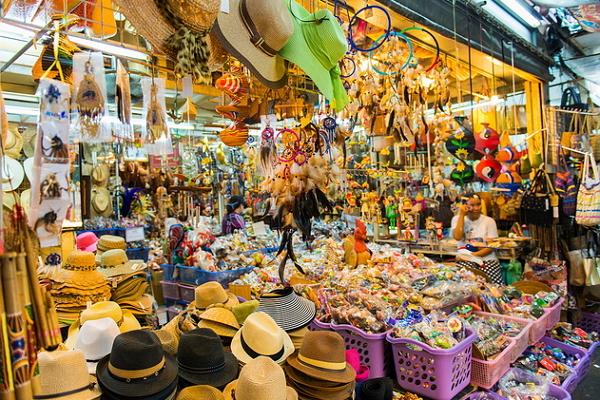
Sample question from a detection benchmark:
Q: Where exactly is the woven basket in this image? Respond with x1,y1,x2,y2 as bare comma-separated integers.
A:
512,280,553,294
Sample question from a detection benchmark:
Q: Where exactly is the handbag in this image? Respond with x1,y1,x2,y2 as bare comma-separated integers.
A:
568,249,585,286
575,153,600,226
554,154,577,217
582,237,600,286
520,169,557,226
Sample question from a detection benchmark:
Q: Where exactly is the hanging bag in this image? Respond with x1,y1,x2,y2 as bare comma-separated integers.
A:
554,153,577,217
582,236,600,286
520,169,556,226
575,153,600,226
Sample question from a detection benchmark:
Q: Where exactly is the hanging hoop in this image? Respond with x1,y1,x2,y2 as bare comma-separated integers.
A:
348,5,392,53
400,27,440,72
369,31,413,76
339,56,356,78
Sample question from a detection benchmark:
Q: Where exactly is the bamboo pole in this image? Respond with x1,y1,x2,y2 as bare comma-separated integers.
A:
16,253,39,395
0,270,15,400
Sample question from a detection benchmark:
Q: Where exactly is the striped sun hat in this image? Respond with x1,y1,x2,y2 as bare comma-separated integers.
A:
258,288,316,332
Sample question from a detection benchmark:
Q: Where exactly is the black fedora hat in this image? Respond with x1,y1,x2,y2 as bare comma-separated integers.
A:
359,377,393,400
178,328,238,389
258,287,316,332
96,330,178,399
98,378,178,400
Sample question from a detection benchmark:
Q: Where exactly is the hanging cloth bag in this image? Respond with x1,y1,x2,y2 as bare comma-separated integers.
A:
575,153,600,226
520,169,557,226
555,153,577,217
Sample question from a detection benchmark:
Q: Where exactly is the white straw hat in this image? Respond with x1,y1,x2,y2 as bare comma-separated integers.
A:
75,317,121,374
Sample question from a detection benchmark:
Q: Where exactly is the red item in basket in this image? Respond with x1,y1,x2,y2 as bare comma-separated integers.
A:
540,357,557,371
573,327,589,339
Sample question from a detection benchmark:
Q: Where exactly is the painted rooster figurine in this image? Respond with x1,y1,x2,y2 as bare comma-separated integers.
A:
343,219,372,267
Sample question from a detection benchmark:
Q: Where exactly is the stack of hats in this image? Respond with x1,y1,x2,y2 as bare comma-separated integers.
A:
285,331,356,399
177,328,238,390
36,349,102,399
258,287,316,350
231,312,294,367
49,250,111,323
65,300,141,349
198,305,240,346
97,330,178,399
91,163,113,218
224,356,297,400
95,235,127,261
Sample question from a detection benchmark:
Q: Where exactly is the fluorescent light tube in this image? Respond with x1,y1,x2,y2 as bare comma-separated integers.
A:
496,0,541,28
68,36,149,60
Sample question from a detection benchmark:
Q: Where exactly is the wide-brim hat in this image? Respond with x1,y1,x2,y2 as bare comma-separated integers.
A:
223,357,297,400
22,128,37,158
198,319,239,339
284,365,354,391
91,187,113,217
286,374,354,400
258,287,316,332
4,127,23,159
91,163,110,187
177,385,224,400
278,3,349,112
23,157,35,183
223,380,297,400
98,258,146,278
1,156,24,192
194,282,239,310
212,0,293,89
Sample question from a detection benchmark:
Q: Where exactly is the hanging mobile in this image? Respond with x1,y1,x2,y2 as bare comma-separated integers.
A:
322,115,337,143
76,57,105,137
147,81,168,142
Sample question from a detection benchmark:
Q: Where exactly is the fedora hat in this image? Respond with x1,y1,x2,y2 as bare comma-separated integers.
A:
97,330,178,399
287,331,356,384
1,156,24,192
91,187,113,217
258,287,316,332
278,2,349,111
65,300,141,349
91,163,110,187
77,231,99,252
75,317,121,374
360,377,394,400
35,349,101,400
98,249,146,278
284,365,354,393
231,311,294,366
112,0,219,81
177,328,238,389
213,0,293,89
223,357,297,400
193,282,239,310
177,385,224,400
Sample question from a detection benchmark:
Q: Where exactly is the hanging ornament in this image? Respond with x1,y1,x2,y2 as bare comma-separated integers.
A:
75,58,105,138
450,161,475,185
475,122,500,155
146,81,169,142
475,154,502,183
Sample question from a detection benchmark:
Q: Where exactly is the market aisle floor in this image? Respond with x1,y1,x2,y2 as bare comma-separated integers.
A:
573,350,600,399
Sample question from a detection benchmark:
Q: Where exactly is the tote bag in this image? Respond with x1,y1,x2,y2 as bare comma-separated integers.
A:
575,153,600,226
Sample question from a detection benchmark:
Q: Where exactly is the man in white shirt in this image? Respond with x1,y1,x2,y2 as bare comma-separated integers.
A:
451,194,502,284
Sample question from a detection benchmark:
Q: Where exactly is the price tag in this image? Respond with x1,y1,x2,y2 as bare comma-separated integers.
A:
125,227,145,242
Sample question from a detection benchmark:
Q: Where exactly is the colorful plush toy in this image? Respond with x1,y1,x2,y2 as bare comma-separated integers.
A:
343,219,372,267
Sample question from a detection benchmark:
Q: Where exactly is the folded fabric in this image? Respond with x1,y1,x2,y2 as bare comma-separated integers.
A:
346,349,370,382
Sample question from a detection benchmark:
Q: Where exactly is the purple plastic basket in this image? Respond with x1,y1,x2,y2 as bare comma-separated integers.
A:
310,319,390,378
178,283,196,304
548,384,572,400
540,336,589,393
576,311,600,334
160,281,180,300
386,328,476,400
461,391,506,400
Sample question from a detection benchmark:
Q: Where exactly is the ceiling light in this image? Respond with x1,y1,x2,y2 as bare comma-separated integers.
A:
68,36,148,60
4,104,39,117
495,0,541,28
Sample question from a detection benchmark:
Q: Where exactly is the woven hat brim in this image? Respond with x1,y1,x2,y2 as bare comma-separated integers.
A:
195,292,239,310
212,0,288,89
38,380,102,400
223,380,297,400
258,294,316,332
112,0,175,57
287,378,353,400
177,385,225,400
197,320,238,338
178,351,238,389
98,262,146,278
286,353,356,384
230,327,294,366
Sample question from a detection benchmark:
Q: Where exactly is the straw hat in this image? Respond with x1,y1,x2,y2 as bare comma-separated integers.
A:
91,164,110,187
1,156,24,192
177,385,224,400
23,157,34,183
155,317,181,356
3,127,23,159
232,300,259,325
98,249,146,278
212,0,293,89
51,251,108,291
36,349,101,400
230,311,294,366
287,331,356,384
20,188,31,211
120,293,154,315
96,235,127,252
75,317,121,374
258,287,316,332
21,128,37,158
194,282,239,310
223,357,297,400
77,232,99,252
91,187,113,218
198,319,239,339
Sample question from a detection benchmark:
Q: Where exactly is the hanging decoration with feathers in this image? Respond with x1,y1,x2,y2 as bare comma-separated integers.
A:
141,77,172,155
115,60,133,139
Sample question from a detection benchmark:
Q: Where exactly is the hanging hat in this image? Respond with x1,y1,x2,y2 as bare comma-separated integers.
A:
35,349,101,400
98,249,146,278
23,157,34,183
177,385,224,400
230,311,294,366
287,331,356,384
258,287,316,332
360,377,394,400
193,281,239,310
4,127,23,159
75,317,121,374
112,0,219,81
77,231,99,252
212,0,293,89
21,128,37,158
91,187,113,218
177,328,239,389
96,330,178,399
1,156,24,192
2,191,18,210
91,163,110,187
278,2,349,111
20,188,31,211
223,357,297,400
65,300,141,349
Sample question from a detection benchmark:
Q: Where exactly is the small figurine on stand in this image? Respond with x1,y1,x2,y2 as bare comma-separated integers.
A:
385,196,398,230
343,219,372,267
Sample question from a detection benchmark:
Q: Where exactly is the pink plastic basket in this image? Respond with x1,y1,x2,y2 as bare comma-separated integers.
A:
527,315,547,344
178,283,196,304
386,328,476,400
160,281,180,300
310,319,390,378
576,311,600,334
543,297,564,331
473,311,532,363
471,340,514,389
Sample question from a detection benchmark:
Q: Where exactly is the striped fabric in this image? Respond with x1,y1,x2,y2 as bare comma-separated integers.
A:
259,288,316,332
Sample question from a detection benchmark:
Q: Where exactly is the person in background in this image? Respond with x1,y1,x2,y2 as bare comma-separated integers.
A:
221,195,247,235
451,193,502,284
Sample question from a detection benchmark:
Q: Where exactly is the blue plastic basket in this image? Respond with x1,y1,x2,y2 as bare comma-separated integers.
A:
126,247,150,262
175,265,255,286
161,264,177,281
242,246,279,256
